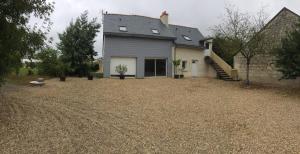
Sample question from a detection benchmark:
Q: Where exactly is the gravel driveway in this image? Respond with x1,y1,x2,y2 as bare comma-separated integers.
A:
0,78,299,153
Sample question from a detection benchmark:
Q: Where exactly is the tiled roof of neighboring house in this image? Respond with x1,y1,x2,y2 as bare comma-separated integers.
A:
103,14,205,48
169,25,205,48
103,14,176,40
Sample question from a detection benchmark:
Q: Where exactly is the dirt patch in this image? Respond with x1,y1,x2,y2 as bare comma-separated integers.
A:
0,78,299,153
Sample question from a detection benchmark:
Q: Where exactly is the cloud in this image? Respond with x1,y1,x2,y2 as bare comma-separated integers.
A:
31,0,300,57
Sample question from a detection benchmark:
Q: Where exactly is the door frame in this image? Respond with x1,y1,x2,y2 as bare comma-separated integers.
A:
191,59,199,77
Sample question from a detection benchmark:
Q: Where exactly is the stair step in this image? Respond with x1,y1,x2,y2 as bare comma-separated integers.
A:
217,72,228,75
208,57,236,82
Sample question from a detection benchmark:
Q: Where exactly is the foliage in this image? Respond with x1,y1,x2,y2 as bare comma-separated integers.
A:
36,48,60,76
92,63,100,72
274,23,300,79
211,5,270,85
115,65,128,75
212,37,240,66
56,60,71,77
36,47,71,77
0,0,54,86
57,11,101,77
173,59,181,75
172,59,181,67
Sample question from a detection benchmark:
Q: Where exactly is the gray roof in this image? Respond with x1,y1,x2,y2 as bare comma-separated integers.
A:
103,14,205,47
103,14,176,40
169,25,204,48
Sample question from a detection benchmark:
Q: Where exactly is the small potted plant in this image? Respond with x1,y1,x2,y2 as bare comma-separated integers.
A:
57,61,70,82
87,62,99,80
115,64,127,80
87,64,93,80
87,73,93,80
59,72,66,81
173,59,181,79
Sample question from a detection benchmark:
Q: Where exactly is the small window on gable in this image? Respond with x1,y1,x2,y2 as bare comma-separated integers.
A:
152,29,159,34
119,26,127,32
183,35,192,41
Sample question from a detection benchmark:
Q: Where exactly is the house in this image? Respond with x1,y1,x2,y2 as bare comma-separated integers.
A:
102,11,219,78
234,7,300,86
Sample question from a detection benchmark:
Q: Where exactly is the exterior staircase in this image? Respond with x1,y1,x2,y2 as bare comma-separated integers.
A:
205,51,239,81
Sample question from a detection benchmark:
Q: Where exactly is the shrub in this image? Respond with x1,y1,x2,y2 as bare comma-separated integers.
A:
92,63,100,72
115,65,127,75
36,48,60,76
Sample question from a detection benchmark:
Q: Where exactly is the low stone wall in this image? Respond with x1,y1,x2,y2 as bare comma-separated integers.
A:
234,53,300,87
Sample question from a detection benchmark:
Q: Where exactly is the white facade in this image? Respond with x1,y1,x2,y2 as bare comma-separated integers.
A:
175,47,216,77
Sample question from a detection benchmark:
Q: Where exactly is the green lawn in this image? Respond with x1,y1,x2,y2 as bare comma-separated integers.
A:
6,67,50,85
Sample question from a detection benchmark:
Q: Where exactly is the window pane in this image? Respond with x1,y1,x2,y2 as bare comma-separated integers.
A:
119,26,127,31
156,59,166,76
145,59,155,77
183,35,191,41
182,61,186,69
152,29,159,34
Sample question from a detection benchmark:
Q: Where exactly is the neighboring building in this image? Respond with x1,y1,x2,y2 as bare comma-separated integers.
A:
234,7,300,86
103,11,217,78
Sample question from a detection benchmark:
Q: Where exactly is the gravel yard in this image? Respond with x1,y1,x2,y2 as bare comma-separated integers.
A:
0,78,299,153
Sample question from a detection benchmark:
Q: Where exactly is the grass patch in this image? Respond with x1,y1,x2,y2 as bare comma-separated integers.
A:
6,75,51,86
6,67,50,86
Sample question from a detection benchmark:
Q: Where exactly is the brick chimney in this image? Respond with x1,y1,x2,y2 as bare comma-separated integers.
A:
160,11,169,27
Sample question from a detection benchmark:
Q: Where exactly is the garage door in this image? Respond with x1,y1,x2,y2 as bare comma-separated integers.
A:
110,57,136,76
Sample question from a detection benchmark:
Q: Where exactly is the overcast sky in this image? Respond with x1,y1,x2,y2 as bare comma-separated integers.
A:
36,0,300,57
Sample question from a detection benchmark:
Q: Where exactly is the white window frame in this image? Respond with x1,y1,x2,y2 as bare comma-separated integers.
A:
119,26,127,32
183,35,192,41
151,29,159,34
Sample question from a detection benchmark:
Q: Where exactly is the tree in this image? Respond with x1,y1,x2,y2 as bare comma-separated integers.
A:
36,48,60,76
0,0,54,85
212,5,270,85
212,37,240,66
173,59,181,74
57,11,100,76
274,23,300,79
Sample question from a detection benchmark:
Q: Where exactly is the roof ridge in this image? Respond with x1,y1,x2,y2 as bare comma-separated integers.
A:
169,24,198,29
105,13,161,20
105,13,199,30
281,7,300,18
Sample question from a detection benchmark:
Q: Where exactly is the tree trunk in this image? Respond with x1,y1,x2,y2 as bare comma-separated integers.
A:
246,59,250,85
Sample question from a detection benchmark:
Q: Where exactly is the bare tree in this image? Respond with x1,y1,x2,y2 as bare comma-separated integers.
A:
212,5,270,85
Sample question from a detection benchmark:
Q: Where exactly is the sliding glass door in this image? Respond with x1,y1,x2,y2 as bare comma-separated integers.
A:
144,59,167,77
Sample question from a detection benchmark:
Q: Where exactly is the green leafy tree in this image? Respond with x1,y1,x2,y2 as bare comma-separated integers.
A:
57,11,100,76
275,23,300,79
0,0,54,85
36,48,60,76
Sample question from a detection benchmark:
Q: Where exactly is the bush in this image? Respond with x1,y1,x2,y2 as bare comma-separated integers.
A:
36,48,60,76
25,61,37,69
115,65,127,75
91,72,103,78
28,69,34,76
92,63,99,72
274,23,300,79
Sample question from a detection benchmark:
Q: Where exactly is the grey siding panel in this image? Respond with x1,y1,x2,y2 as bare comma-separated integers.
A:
104,36,173,78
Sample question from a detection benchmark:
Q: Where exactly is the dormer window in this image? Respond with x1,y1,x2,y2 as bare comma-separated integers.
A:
183,35,192,41
119,26,127,32
152,29,159,34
